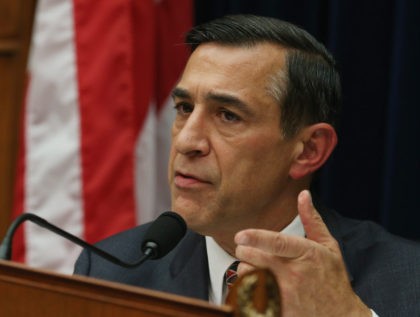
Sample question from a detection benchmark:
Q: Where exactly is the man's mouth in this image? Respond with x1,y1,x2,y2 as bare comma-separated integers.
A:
174,171,210,188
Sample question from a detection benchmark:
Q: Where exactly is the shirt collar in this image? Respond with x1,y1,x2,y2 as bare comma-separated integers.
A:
205,214,305,305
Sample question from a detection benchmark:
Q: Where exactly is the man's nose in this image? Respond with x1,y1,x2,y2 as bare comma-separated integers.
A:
173,110,210,157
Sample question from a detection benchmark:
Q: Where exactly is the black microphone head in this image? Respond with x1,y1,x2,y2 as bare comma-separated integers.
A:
141,211,187,260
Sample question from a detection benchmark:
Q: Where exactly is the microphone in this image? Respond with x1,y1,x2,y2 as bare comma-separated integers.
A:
141,211,187,259
0,211,187,268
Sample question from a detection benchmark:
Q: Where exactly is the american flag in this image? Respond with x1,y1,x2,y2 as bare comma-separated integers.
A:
13,0,192,274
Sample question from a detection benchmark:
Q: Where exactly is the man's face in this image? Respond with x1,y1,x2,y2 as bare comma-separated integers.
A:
168,43,299,238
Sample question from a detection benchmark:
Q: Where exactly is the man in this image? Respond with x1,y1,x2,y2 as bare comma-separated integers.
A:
74,15,420,316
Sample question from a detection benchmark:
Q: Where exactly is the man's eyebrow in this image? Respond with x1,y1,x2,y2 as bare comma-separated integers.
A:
171,87,191,99
205,92,253,115
171,88,253,116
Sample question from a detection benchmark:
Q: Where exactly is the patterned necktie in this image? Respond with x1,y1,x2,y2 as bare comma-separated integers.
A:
225,261,240,289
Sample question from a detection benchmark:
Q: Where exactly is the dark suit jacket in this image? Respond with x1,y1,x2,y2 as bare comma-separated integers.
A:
74,208,420,316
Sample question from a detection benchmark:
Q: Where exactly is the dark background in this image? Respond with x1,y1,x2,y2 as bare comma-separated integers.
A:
194,0,419,240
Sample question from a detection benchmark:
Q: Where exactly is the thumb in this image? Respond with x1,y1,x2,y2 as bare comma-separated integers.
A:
298,190,335,248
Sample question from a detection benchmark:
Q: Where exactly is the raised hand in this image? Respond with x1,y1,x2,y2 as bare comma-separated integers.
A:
234,190,371,317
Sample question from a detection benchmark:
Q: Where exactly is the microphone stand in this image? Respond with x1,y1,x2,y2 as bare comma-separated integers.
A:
0,213,153,268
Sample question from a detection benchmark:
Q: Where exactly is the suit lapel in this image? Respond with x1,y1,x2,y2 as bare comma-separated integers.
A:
317,206,355,283
164,230,209,300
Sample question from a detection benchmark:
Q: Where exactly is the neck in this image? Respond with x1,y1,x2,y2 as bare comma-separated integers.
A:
210,187,304,256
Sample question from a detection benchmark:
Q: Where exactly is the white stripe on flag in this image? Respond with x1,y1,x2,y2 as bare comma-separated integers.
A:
25,0,83,273
135,103,158,223
135,97,174,223
155,97,176,212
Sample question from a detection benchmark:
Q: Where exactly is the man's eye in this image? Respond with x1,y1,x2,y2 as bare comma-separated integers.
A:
175,102,193,115
220,110,240,122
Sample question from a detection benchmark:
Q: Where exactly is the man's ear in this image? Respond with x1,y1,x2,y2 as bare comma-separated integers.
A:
289,123,337,180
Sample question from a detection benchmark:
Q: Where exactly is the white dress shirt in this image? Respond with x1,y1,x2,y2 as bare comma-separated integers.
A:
206,215,304,305
205,215,379,317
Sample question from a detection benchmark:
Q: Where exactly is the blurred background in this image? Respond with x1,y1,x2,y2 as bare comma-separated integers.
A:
0,0,418,273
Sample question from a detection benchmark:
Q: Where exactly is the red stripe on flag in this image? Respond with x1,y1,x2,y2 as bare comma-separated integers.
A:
129,0,192,224
131,0,192,129
12,75,31,263
155,0,193,112
131,0,156,134
73,0,137,242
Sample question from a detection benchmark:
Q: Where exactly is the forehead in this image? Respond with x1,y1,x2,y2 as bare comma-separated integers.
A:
179,42,287,93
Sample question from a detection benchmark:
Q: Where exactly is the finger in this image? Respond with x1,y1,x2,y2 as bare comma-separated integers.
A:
237,262,255,276
235,244,276,269
298,190,338,250
235,228,310,259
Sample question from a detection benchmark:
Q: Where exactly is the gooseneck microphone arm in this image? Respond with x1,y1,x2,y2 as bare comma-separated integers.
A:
0,211,187,268
0,213,151,267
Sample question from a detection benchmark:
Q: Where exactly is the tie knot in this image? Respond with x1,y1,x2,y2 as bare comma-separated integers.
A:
225,261,240,289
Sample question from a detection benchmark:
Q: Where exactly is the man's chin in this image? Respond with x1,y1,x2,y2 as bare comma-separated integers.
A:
171,195,203,214
171,210,211,235
170,195,220,232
